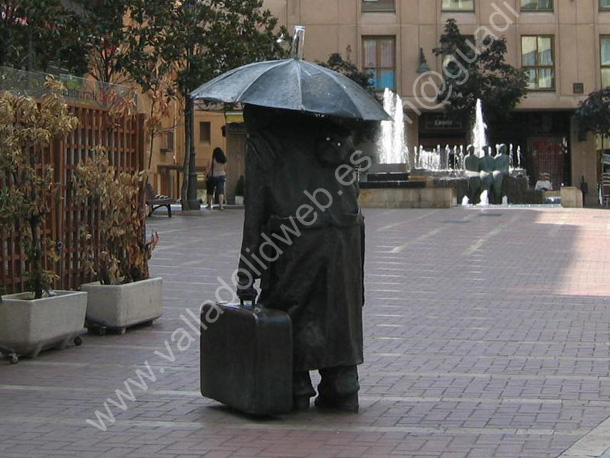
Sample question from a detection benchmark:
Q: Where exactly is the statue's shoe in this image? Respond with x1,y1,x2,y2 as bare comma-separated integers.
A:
314,393,359,413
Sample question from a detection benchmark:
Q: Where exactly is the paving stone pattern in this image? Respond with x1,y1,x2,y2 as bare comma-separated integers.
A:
1,207,610,457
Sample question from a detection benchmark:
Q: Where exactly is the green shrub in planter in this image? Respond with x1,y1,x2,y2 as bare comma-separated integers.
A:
72,149,158,285
0,78,79,299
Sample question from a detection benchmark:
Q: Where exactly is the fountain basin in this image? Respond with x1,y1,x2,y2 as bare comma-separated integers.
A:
360,180,424,189
359,187,456,208
359,162,452,207
367,172,410,182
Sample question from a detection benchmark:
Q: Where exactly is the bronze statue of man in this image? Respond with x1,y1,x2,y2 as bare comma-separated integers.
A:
236,104,365,413
492,144,510,204
479,145,494,199
464,145,481,204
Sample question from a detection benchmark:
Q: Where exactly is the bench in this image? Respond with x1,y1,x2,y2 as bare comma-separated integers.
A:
145,183,178,217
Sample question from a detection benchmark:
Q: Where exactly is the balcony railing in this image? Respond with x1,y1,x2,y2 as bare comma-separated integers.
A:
0,66,136,108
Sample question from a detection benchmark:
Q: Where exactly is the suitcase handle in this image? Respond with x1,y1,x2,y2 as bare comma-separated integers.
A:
237,283,257,307
239,298,263,313
239,297,255,308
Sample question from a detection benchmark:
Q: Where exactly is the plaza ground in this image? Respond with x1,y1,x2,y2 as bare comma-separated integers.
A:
2,207,610,457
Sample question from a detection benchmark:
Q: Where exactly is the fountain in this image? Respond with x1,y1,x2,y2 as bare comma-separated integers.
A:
360,89,420,190
359,89,442,207
359,94,532,208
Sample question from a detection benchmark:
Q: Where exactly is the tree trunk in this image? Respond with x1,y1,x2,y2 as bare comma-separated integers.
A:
147,100,157,172
0,23,8,67
29,216,43,299
186,96,199,210
27,29,34,71
27,136,43,298
180,97,191,210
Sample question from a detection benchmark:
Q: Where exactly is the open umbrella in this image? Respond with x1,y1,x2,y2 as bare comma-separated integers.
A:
190,27,390,122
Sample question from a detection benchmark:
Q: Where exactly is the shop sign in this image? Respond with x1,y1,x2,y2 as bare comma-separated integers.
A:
531,138,565,153
225,112,244,123
424,115,463,131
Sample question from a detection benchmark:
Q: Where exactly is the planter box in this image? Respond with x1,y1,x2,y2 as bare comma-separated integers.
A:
81,277,163,332
0,290,87,358
560,186,583,208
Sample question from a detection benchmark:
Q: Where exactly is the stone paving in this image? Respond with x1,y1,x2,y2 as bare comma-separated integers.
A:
1,207,610,457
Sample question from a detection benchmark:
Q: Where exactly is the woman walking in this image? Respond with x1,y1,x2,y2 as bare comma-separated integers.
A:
206,147,228,210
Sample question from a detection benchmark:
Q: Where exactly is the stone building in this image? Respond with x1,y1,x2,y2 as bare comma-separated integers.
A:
257,0,610,205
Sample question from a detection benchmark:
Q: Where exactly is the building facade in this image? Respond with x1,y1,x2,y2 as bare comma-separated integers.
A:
150,108,227,200
263,0,610,204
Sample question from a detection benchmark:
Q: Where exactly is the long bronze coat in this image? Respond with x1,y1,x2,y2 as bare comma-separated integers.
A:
238,105,364,371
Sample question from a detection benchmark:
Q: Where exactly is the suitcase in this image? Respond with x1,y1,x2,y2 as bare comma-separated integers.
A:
200,300,293,415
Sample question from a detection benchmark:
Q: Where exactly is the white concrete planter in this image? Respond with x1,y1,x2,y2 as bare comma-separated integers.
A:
0,290,87,358
81,277,163,332
234,196,244,206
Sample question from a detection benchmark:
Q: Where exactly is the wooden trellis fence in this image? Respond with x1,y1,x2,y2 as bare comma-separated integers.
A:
1,102,146,294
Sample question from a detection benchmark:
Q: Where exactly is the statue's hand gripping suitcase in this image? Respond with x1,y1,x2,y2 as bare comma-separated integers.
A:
200,300,292,415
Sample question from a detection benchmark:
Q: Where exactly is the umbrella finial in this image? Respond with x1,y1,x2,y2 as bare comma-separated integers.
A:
291,26,305,60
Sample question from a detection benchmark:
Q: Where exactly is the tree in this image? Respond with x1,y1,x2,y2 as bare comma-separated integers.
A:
73,0,130,84
317,53,378,144
575,88,610,139
174,0,288,210
0,0,88,74
117,0,179,179
73,0,286,208
318,53,373,93
433,19,527,120
120,0,287,209
176,0,288,93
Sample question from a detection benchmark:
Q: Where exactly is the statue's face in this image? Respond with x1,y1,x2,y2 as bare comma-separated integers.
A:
316,130,353,166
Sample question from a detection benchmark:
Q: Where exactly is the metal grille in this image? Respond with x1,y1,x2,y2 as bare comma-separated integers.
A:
528,136,567,190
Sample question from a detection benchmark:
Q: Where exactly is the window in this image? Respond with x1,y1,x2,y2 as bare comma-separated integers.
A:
162,130,174,153
521,0,553,11
602,36,610,87
363,37,396,91
441,0,474,11
199,121,211,144
362,0,395,12
521,36,555,90
601,0,610,11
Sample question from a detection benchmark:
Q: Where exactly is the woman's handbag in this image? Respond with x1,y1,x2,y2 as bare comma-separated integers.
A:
206,159,218,192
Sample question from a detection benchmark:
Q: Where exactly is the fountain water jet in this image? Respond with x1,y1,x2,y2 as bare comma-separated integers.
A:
378,88,406,165
472,99,488,157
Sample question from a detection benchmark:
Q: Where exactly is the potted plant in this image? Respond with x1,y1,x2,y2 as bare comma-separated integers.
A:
73,149,162,334
0,79,87,360
234,174,245,206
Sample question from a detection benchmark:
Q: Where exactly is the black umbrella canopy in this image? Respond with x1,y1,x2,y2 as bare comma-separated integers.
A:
190,58,391,122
